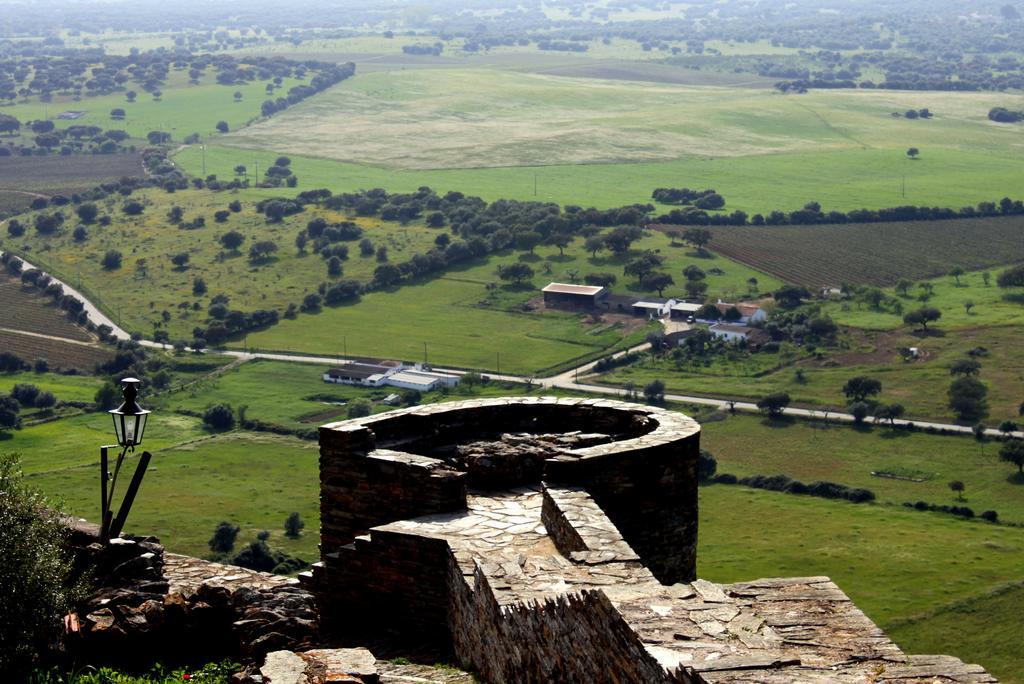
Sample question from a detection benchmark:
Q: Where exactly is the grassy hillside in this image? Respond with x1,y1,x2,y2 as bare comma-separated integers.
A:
172,69,1024,213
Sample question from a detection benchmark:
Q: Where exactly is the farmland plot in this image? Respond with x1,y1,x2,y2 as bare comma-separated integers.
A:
0,274,93,341
709,216,1024,287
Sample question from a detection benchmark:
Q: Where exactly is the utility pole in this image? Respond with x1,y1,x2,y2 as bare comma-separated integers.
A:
423,342,428,366
343,336,347,361
496,351,500,375
201,145,206,176
534,173,537,196
254,160,259,186
901,176,905,199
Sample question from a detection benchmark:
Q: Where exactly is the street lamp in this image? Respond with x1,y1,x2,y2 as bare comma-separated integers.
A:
99,378,153,542
110,378,150,448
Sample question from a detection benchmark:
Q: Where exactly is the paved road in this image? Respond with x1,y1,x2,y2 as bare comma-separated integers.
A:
4,249,1017,439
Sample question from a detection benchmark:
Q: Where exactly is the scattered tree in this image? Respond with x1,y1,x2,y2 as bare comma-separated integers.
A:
903,307,941,331
101,250,123,270
643,379,666,404
948,480,965,501
843,376,882,402
907,147,920,159
950,358,981,376
209,521,240,554
949,376,988,422
875,403,905,427
496,263,535,285
999,439,1024,475
642,272,675,297
284,512,305,538
757,392,791,417
347,398,372,418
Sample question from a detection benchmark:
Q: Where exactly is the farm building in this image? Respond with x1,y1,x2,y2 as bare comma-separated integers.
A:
708,323,754,344
632,298,703,320
701,301,767,325
323,362,401,387
669,301,703,319
387,369,461,392
632,300,669,318
542,283,608,309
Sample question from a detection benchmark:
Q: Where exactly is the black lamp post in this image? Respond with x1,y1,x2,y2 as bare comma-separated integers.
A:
99,378,153,542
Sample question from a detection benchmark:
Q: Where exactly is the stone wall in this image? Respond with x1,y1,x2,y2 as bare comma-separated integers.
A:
64,520,318,669
318,423,467,551
315,398,700,585
448,563,679,684
313,528,456,647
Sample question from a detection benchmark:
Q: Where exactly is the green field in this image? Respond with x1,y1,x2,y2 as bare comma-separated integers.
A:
163,358,557,430
824,268,1024,330
1,69,309,142
3,188,440,338
702,412,1024,522
169,68,1024,213
600,321,1024,423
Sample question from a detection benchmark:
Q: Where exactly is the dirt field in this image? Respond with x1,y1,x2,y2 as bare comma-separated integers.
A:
0,329,110,371
708,216,1024,287
0,153,144,196
0,274,93,342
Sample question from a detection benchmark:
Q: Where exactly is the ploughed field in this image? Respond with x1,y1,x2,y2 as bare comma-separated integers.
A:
0,273,93,341
0,330,111,371
0,154,144,215
709,216,1024,287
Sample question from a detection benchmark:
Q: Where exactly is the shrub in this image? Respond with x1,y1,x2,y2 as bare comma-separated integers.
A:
203,404,236,431
981,510,999,522
208,521,240,554
101,250,123,270
347,398,372,418
697,450,717,482
0,454,75,678
284,512,304,538
10,383,40,406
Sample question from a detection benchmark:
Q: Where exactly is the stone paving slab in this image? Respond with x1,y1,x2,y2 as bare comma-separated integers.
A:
164,553,298,595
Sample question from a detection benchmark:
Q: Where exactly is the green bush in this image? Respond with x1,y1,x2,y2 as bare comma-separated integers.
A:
0,453,75,678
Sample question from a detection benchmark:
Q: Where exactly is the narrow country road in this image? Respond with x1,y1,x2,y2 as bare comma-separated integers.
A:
2,248,1017,439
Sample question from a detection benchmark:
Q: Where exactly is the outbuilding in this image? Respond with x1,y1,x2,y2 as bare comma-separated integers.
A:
708,323,754,344
387,369,461,392
542,283,609,309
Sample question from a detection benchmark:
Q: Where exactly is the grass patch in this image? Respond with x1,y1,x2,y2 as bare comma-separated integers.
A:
886,581,1024,683
699,485,1024,682
702,412,1024,523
